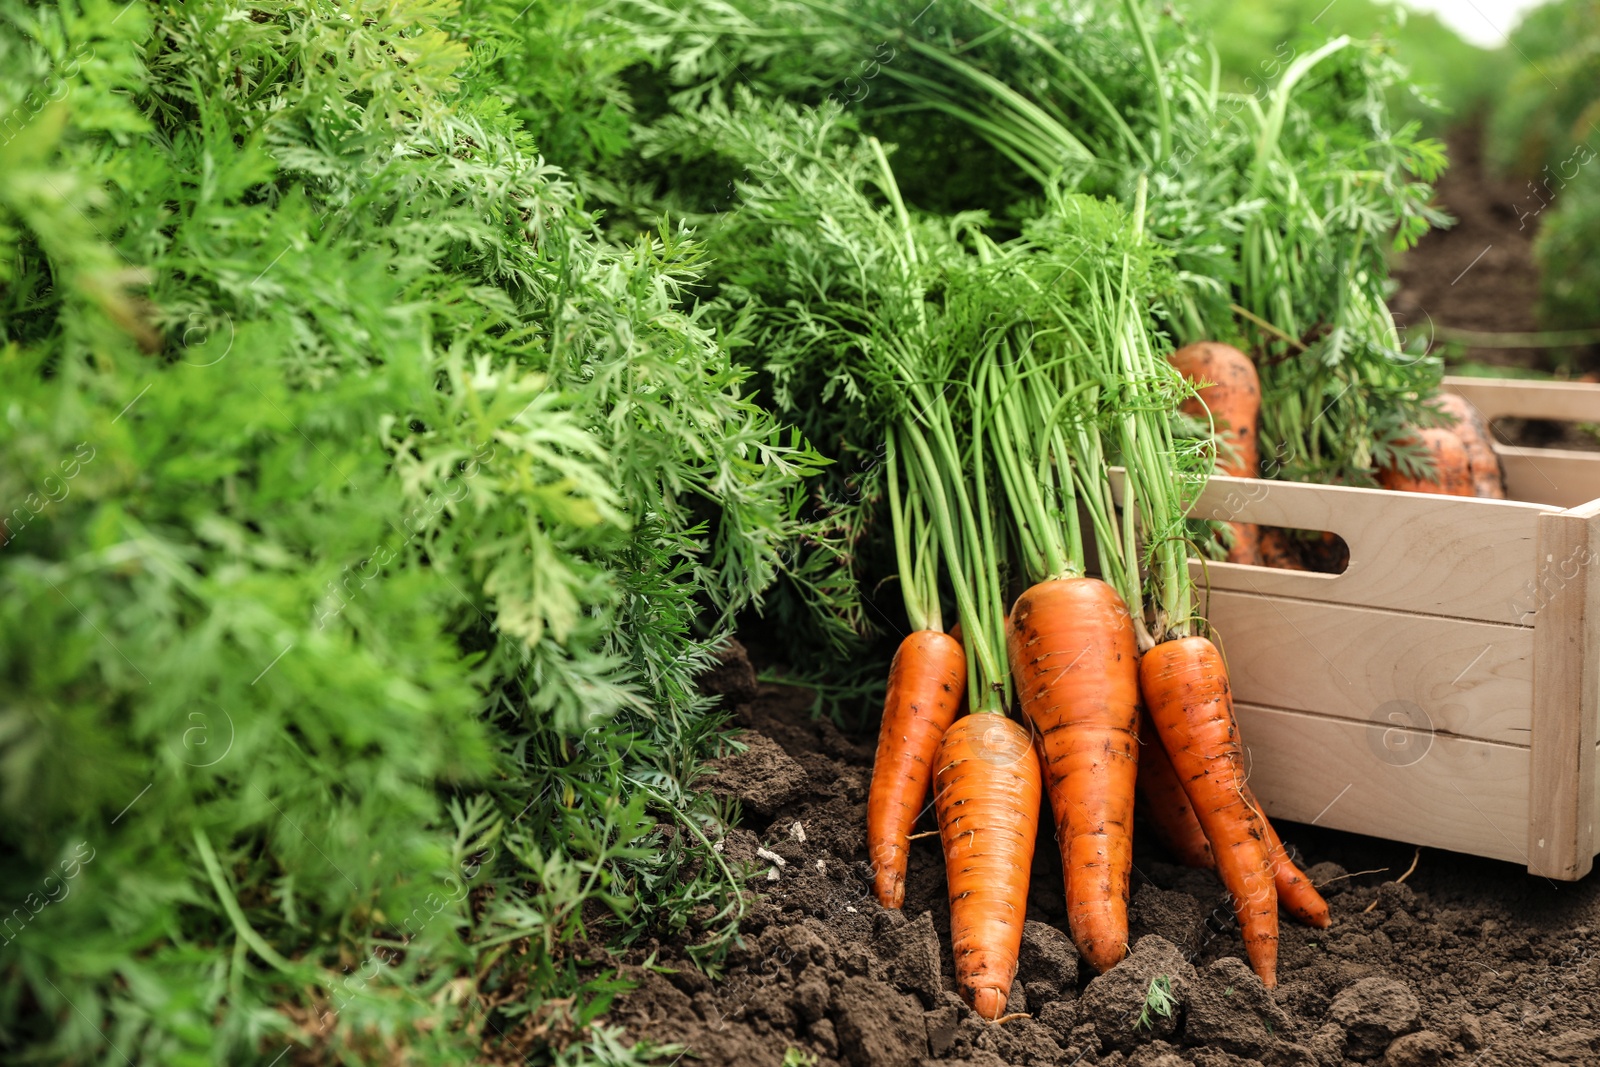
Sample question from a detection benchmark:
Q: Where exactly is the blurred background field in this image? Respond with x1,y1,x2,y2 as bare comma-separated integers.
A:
1197,0,1600,366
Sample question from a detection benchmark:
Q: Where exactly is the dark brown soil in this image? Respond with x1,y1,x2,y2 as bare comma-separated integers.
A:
1389,123,1545,369
601,649,1600,1067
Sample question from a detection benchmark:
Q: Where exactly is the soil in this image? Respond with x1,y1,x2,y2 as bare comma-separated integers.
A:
597,645,1600,1067
1388,123,1547,370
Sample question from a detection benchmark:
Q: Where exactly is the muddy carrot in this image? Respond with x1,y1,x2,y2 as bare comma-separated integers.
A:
1172,342,1263,565
1435,393,1506,499
934,713,1043,1020
1139,716,1328,926
1379,427,1473,496
1008,577,1140,973
1244,785,1331,928
868,631,967,908
1136,707,1214,869
1140,636,1280,987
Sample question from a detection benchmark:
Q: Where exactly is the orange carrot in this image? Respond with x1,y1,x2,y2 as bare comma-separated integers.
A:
1378,427,1473,496
1171,342,1262,565
1007,577,1138,974
1244,786,1330,928
1138,710,1328,926
1140,636,1279,987
934,713,1042,1020
1435,394,1506,499
868,631,967,908
1136,707,1214,869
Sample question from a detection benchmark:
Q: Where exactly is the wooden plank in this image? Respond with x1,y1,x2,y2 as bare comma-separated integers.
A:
1234,703,1532,869
1442,377,1600,506
1444,376,1600,424
1108,470,1552,624
1496,447,1600,509
1207,593,1532,745
1526,499,1600,879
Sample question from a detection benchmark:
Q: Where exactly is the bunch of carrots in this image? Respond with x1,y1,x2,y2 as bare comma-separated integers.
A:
863,181,1339,1020
724,110,1487,1021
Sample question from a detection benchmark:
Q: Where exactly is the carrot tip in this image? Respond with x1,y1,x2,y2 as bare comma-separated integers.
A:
969,986,1010,1021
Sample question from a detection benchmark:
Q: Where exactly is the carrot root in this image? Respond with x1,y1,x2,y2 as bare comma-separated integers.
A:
934,713,1042,1019
867,631,966,908
1140,636,1279,987
1136,707,1215,869
1008,577,1139,974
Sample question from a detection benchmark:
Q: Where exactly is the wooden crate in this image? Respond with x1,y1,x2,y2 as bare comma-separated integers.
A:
1137,375,1600,880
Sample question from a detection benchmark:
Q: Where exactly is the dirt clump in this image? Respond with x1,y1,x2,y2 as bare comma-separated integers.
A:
1328,976,1420,1060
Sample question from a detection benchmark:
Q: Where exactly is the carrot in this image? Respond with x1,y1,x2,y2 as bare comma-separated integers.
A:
1378,427,1473,496
1138,704,1328,926
868,630,967,908
934,713,1043,1020
1435,393,1506,499
1171,342,1262,565
1140,636,1279,987
1135,707,1214,868
1007,577,1138,973
1244,785,1331,928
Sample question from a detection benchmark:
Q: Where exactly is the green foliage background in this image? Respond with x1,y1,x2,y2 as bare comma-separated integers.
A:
1184,0,1502,131
1484,0,1600,329
0,1,825,1063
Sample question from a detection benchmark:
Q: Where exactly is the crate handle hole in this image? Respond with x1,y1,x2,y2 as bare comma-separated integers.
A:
1236,526,1348,574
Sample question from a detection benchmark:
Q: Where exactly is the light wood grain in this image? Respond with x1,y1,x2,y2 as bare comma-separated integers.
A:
1526,499,1600,879
1444,376,1600,424
1496,447,1600,509
1441,376,1600,507
1235,703,1531,868
1107,470,1552,624
1206,592,1532,745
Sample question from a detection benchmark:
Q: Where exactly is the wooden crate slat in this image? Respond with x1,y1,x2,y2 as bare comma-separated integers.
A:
1527,500,1600,879
1443,376,1600,508
1496,447,1600,509
1444,375,1600,423
1207,592,1533,745
1133,472,1551,624
1235,703,1530,867
1105,378,1600,876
